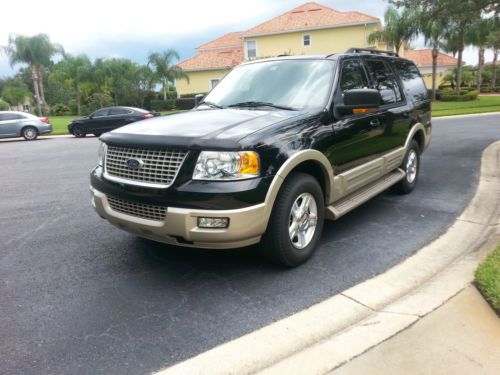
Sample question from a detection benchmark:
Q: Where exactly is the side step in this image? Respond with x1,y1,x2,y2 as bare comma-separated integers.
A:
326,169,406,220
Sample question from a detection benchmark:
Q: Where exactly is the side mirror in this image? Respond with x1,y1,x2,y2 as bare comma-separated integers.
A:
339,89,382,114
88,114,93,119
195,94,205,107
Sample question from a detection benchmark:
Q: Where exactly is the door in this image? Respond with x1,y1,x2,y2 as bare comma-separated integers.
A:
86,108,110,132
364,58,410,150
0,113,21,137
329,58,386,173
106,108,133,131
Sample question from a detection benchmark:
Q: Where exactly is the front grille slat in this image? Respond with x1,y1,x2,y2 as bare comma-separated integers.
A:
104,145,187,187
107,196,166,221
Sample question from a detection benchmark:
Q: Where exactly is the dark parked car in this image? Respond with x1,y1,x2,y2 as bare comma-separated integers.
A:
68,106,157,137
90,48,431,267
0,111,52,140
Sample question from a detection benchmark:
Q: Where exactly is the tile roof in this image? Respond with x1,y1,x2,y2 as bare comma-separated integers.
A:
177,47,244,71
404,49,458,67
197,32,244,51
242,2,379,37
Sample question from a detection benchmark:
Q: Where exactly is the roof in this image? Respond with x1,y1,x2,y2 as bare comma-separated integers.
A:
197,32,244,51
242,2,379,37
177,48,244,71
404,49,458,67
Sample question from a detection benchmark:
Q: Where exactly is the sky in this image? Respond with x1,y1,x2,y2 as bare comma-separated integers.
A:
0,0,493,77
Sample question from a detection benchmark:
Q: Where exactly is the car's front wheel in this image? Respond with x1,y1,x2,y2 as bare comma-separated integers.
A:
22,126,38,141
260,172,324,267
72,125,86,138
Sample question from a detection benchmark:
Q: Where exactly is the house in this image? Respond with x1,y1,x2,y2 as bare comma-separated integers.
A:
176,2,383,96
402,49,458,88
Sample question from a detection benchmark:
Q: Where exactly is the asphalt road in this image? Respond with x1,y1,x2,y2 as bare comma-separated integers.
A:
1,114,499,375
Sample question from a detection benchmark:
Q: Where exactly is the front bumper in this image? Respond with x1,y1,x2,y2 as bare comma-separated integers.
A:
90,186,268,249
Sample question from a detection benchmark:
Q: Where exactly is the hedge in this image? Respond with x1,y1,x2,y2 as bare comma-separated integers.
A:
151,99,176,111
180,92,207,98
175,98,196,110
440,90,479,101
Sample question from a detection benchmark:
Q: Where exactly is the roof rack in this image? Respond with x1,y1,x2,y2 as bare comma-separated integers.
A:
345,48,399,57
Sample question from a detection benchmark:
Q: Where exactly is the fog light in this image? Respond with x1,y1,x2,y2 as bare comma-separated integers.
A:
197,217,229,228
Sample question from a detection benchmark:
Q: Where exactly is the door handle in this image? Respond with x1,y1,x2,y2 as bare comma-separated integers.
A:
369,119,380,127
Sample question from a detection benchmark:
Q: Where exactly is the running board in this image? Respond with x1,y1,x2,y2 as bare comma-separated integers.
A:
326,169,406,220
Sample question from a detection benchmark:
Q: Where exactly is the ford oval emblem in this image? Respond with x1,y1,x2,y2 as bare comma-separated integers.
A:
126,158,144,170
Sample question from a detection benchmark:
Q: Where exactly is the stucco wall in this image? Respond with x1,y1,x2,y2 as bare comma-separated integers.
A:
176,69,229,96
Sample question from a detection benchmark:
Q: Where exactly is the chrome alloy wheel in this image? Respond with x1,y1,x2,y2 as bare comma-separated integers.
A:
406,149,418,183
289,192,318,249
24,128,37,140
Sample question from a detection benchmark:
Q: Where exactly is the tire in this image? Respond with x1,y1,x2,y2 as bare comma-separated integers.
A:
22,126,38,141
393,139,420,194
72,125,86,138
259,172,325,267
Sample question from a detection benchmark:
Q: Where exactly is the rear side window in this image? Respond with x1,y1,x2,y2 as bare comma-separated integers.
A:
0,113,20,121
339,59,369,93
92,109,109,118
392,60,428,103
110,108,131,115
365,59,402,105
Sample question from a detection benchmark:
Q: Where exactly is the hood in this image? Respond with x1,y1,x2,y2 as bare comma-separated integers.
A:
101,108,306,150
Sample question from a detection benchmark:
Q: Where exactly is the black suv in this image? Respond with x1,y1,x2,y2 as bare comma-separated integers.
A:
90,48,431,267
68,106,156,137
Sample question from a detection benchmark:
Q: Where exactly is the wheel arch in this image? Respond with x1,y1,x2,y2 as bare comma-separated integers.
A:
19,124,38,137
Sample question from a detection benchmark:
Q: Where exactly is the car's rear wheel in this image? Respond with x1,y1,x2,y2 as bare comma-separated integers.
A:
259,172,324,267
72,125,86,138
393,139,420,194
22,126,38,141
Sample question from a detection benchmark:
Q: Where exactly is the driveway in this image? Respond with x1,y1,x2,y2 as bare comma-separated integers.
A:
1,113,499,375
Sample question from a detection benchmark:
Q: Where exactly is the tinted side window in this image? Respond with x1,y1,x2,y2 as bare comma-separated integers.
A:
392,60,428,103
365,59,402,105
0,113,20,121
92,109,109,118
110,108,131,115
339,59,369,92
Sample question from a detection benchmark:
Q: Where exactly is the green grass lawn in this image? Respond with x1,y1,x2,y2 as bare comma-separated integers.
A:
432,96,500,117
47,111,184,135
475,245,500,314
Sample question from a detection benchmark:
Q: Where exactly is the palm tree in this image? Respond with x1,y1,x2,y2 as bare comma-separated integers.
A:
147,49,188,101
50,54,93,115
2,34,62,114
420,15,447,100
486,29,500,89
368,6,419,54
467,18,493,90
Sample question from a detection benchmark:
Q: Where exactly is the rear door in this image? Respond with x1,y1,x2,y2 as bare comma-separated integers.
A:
107,108,135,130
86,108,110,132
0,113,21,137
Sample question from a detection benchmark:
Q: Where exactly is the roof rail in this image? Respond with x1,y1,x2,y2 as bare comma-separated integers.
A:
345,48,399,57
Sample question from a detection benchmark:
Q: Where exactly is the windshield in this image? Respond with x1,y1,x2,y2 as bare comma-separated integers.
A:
203,59,335,110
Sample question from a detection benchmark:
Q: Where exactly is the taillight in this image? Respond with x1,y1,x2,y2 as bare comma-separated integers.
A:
40,117,49,123
142,114,154,119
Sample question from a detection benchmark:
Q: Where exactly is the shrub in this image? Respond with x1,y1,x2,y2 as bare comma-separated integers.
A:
175,98,196,109
50,103,71,116
166,91,177,100
0,98,9,110
180,92,207,98
150,99,176,111
480,87,493,93
440,90,479,101
87,93,114,112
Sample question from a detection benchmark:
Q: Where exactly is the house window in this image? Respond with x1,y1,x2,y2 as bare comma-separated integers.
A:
210,79,219,89
303,34,311,47
246,40,257,59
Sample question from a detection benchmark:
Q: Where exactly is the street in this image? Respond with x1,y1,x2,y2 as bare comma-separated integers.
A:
1,113,499,375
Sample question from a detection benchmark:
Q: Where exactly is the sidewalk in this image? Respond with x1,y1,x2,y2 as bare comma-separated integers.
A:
332,286,500,375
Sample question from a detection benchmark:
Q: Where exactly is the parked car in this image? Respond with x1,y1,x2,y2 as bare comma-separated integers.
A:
0,111,52,141
90,48,431,267
68,106,157,138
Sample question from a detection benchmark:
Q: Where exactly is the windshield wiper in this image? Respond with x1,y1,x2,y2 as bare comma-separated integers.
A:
198,100,224,109
227,101,295,110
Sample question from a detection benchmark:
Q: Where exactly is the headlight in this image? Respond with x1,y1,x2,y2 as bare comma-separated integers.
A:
193,151,260,180
97,142,106,166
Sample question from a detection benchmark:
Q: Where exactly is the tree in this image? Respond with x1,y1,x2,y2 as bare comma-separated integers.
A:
2,34,62,114
2,85,30,106
486,29,500,88
50,54,93,115
466,18,493,90
147,49,188,101
368,6,419,54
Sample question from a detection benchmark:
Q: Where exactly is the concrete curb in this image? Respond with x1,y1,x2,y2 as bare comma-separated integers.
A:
155,141,500,375
433,111,500,120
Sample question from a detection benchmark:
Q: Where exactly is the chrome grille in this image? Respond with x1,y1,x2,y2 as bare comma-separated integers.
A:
104,145,187,187
107,196,166,221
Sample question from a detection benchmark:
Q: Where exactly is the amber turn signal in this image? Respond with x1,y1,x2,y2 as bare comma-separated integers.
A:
239,151,260,175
